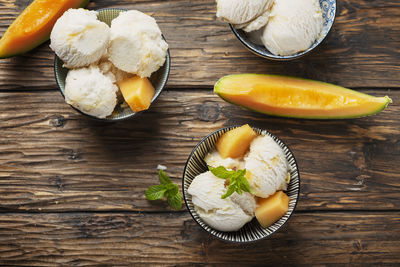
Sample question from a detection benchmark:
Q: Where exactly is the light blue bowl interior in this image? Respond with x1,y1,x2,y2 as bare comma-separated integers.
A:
231,0,336,60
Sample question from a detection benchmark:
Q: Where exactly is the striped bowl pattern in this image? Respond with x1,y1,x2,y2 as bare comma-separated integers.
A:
54,8,170,121
230,0,336,61
183,126,300,243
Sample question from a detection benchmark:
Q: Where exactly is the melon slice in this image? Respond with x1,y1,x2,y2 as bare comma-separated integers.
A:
117,76,155,113
216,124,258,159
0,0,90,58
214,74,392,119
255,191,290,228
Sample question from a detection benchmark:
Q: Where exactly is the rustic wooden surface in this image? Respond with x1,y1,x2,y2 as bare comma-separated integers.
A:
0,0,400,89
0,0,399,265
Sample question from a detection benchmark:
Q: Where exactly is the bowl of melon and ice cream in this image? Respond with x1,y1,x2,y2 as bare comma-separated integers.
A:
53,8,170,121
217,0,336,60
183,124,300,243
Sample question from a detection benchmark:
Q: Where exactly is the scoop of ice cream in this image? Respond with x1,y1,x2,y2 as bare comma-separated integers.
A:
235,9,272,32
99,59,132,83
216,0,274,25
244,135,289,198
204,150,245,170
261,0,323,56
50,9,110,68
108,10,168,78
188,171,256,232
65,65,118,118
98,59,132,103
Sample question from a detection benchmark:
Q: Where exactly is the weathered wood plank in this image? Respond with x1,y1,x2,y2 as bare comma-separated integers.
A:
0,212,399,265
0,0,399,89
0,89,398,212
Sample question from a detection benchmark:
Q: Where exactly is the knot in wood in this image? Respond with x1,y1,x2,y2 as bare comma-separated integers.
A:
196,101,220,122
50,115,66,128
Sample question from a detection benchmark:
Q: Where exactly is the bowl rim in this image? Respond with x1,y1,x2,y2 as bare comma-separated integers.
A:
182,125,301,243
229,0,337,61
54,7,171,122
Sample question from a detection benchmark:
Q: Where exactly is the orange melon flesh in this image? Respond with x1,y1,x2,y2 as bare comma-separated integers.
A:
0,0,89,58
216,124,258,159
117,76,155,113
214,74,392,119
255,191,290,228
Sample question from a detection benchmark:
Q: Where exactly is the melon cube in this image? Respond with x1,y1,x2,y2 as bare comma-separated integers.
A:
255,191,290,228
216,124,257,159
117,76,155,112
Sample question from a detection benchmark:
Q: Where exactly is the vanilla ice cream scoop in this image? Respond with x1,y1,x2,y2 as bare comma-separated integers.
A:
108,10,168,78
50,9,110,68
261,0,324,56
204,150,245,170
188,171,256,232
235,9,272,32
216,0,273,26
244,135,289,198
65,65,118,118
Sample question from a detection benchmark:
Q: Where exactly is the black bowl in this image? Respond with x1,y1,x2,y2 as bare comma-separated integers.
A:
183,126,300,243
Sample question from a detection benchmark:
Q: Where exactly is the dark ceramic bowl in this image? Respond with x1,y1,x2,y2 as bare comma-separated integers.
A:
54,8,170,121
230,0,336,60
183,126,300,243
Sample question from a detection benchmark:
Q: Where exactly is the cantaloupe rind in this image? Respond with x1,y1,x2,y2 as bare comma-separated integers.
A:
214,74,392,119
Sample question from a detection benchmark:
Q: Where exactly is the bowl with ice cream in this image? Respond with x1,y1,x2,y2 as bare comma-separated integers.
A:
53,8,170,121
216,0,336,60
183,125,300,243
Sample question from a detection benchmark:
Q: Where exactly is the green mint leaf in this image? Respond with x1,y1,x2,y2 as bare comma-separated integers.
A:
158,170,172,185
145,185,167,200
236,169,246,177
146,170,184,210
240,175,251,193
165,183,179,197
237,187,243,195
167,193,183,210
229,179,238,187
222,185,237,199
209,166,235,179
211,166,251,199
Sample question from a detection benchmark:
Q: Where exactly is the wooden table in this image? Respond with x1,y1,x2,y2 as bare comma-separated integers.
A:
0,0,399,265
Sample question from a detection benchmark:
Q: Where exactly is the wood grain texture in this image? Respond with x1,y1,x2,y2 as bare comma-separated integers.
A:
0,212,399,265
0,0,399,89
0,89,398,212
0,0,399,264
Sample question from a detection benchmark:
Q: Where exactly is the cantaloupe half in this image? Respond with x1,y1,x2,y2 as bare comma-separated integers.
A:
214,74,392,119
0,0,90,58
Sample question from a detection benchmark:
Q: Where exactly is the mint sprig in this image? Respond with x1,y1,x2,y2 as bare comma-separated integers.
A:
145,170,182,210
209,166,252,199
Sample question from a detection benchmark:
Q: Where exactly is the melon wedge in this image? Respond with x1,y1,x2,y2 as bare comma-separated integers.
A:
214,74,392,119
0,0,90,58
117,76,155,113
216,124,257,159
255,191,290,228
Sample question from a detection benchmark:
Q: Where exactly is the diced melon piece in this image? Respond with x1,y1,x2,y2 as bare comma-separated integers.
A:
117,76,155,113
255,191,290,228
216,124,258,159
